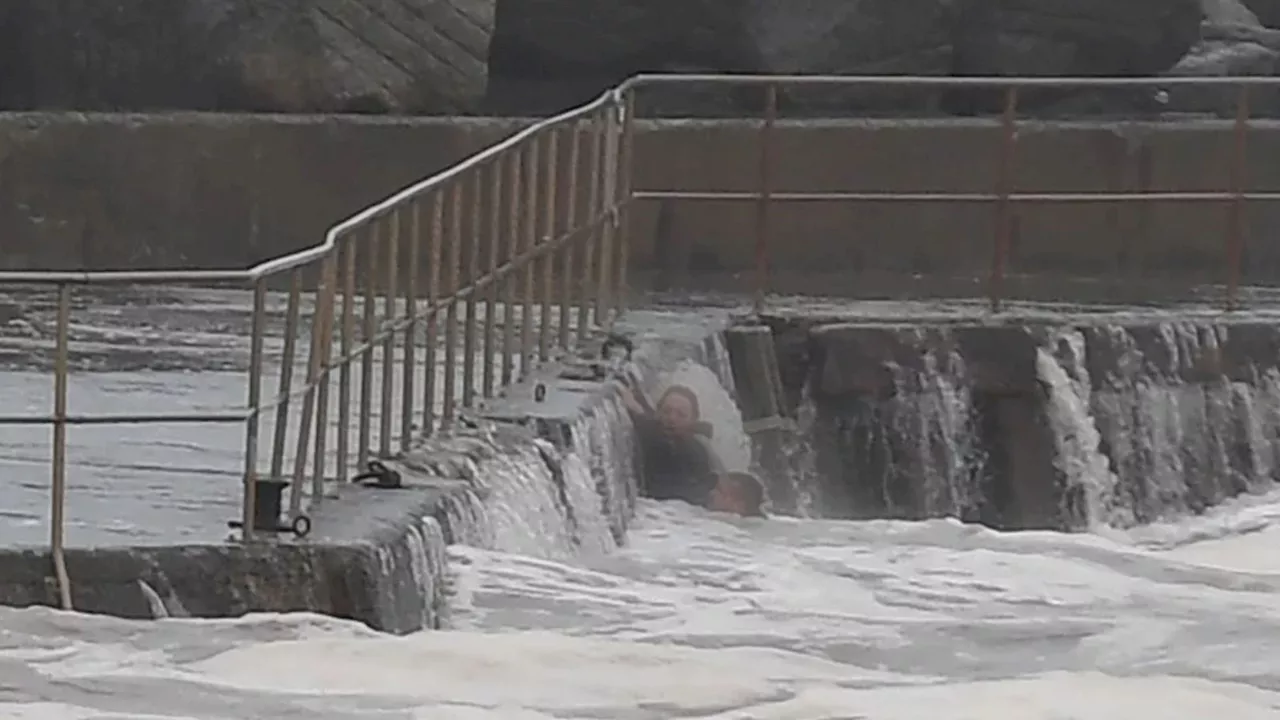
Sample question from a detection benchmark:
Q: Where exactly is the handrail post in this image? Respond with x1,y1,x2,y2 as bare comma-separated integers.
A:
311,253,338,505
402,200,422,450
379,213,399,456
270,272,303,482
595,103,621,326
1226,83,1250,311
337,237,357,481
241,279,268,542
50,283,73,611
615,89,636,314
989,85,1019,314
443,182,463,426
754,83,778,316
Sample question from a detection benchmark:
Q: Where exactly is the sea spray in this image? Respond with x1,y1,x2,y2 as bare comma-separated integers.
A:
1037,333,1128,528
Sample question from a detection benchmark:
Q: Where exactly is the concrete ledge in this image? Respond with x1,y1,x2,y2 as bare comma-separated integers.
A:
760,307,1280,530
0,307,733,632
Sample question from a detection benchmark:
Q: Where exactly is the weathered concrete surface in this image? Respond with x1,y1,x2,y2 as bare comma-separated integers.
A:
0,299,732,632
0,0,493,114
5,115,1280,303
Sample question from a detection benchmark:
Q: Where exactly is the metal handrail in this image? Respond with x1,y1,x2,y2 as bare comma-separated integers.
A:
2,72,1276,615
621,73,1276,313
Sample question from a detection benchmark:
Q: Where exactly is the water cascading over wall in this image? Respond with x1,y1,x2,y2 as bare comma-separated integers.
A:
391,331,745,571
757,316,1280,530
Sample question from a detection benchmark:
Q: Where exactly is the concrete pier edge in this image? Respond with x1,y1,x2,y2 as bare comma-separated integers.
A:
0,307,734,632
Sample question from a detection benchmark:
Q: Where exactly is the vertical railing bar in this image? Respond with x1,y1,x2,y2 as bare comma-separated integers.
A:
559,121,582,352
520,136,540,379
50,283,73,611
443,182,463,425
502,146,523,387
615,88,637,315
311,254,338,505
358,223,380,468
463,170,483,409
337,236,356,480
483,156,503,399
270,271,302,481
989,86,1019,314
595,105,620,327
289,265,330,519
379,213,399,456
578,113,604,339
241,279,268,542
402,201,422,449
423,192,444,434
1226,83,1250,311
752,84,777,316
538,129,560,365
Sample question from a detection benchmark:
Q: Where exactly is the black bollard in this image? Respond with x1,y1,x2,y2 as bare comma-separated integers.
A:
251,479,290,532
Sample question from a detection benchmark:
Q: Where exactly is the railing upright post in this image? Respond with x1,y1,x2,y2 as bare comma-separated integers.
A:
271,272,303,481
483,159,503,399
311,254,338,504
423,193,444,434
989,85,1019,314
50,283,73,611
616,88,637,314
402,201,422,450
753,83,777,316
578,114,604,339
559,122,582,352
502,149,523,388
424,193,445,430
290,263,331,518
520,136,540,378
1226,84,1251,311
443,182,463,425
358,224,381,467
379,214,399,456
595,104,620,326
337,238,356,480
241,279,268,542
539,129,560,365
464,171,483,409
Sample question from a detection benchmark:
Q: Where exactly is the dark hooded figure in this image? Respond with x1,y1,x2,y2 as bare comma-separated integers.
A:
620,381,724,506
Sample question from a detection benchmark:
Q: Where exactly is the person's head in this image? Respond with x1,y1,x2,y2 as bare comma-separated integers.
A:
656,385,700,435
707,473,767,518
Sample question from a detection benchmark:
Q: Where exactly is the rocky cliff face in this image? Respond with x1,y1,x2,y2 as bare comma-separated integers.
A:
0,0,492,114
1,0,1279,115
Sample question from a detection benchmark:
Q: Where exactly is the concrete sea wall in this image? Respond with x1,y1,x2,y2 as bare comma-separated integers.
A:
2,114,1279,301
0,308,732,632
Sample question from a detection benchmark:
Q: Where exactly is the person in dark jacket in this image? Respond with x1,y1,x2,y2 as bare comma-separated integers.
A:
620,381,724,506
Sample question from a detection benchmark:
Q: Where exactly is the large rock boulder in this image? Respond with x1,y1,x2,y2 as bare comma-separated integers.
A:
1242,0,1280,27
486,0,759,113
0,0,493,113
487,0,1204,115
1166,0,1280,115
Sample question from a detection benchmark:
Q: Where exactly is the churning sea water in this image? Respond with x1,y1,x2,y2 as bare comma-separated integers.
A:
6,362,1280,719
6,288,1280,719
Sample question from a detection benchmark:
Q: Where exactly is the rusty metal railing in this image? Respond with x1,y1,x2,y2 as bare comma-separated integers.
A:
0,88,631,611
620,74,1280,313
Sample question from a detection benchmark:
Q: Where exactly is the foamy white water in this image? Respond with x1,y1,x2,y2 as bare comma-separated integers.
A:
10,292,1280,718
9,498,1280,719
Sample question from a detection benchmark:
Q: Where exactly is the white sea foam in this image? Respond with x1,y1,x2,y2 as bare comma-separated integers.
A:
4,495,1280,719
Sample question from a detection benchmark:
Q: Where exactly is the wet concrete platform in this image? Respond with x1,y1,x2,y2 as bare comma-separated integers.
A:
0,284,733,630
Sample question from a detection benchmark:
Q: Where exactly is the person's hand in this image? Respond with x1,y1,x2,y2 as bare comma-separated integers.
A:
617,384,644,414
